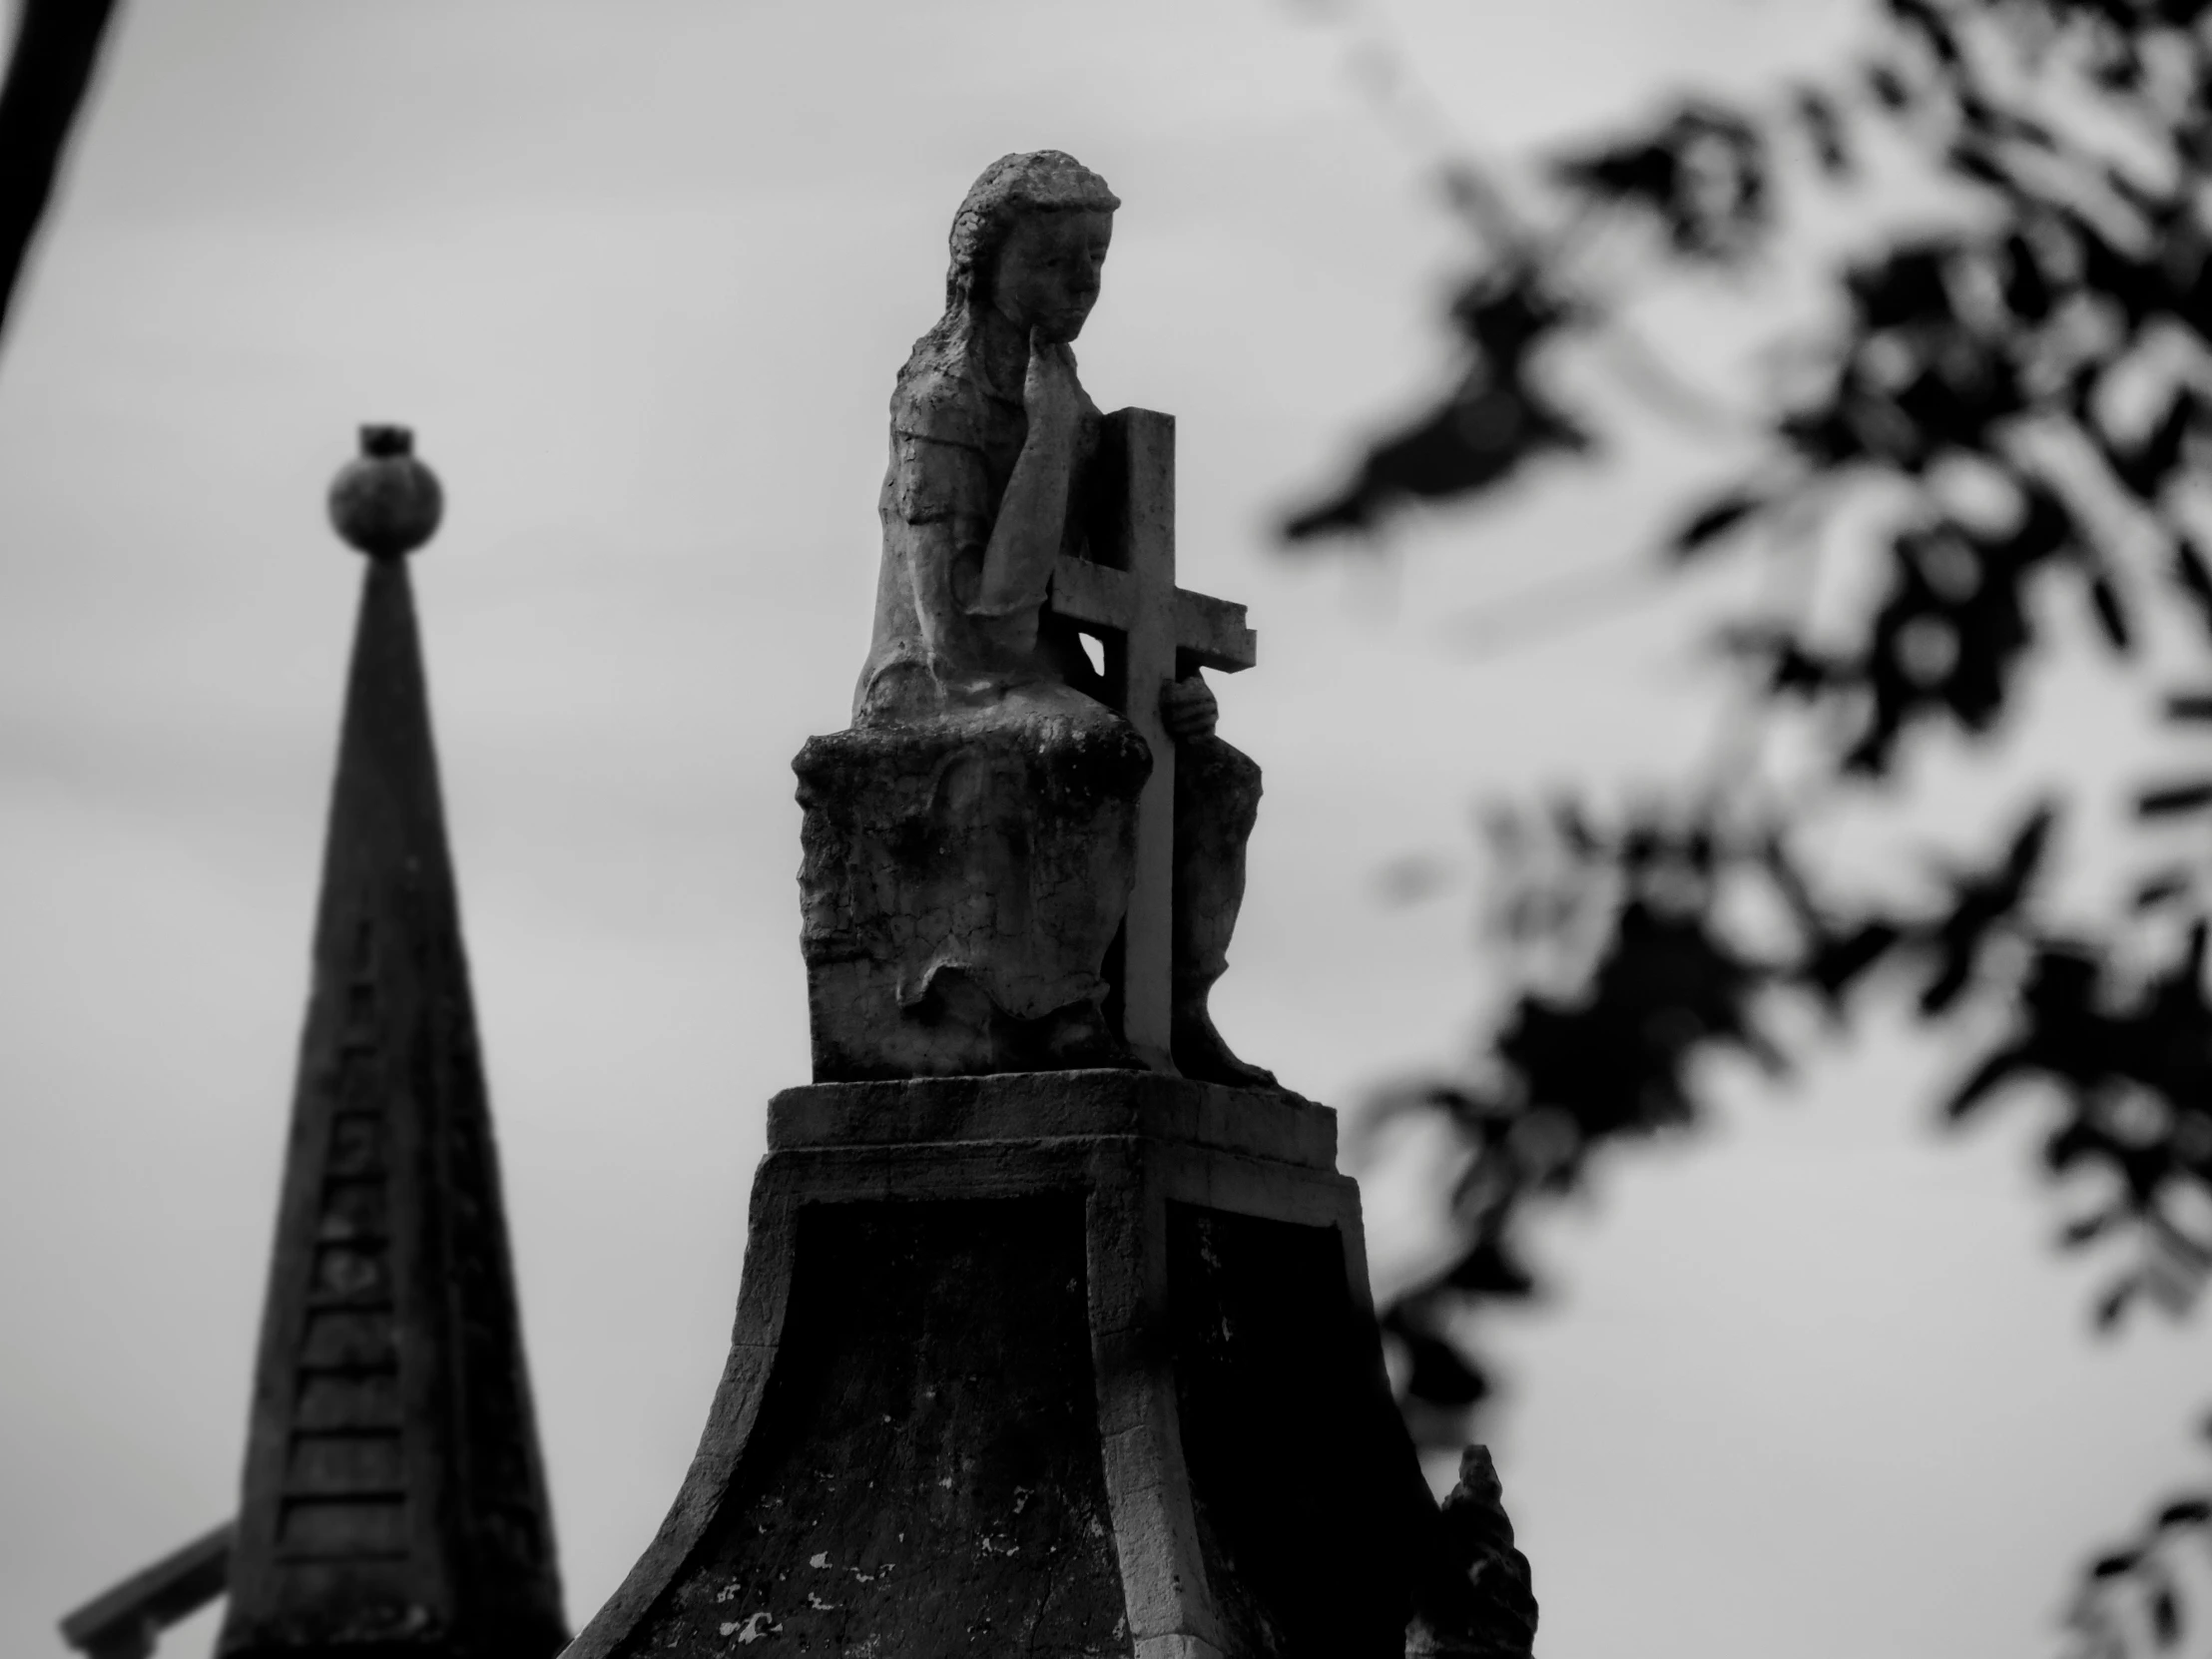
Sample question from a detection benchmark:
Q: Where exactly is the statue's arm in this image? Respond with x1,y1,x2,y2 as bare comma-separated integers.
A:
970,339,1081,645
884,510,973,666
971,435,1070,627
884,428,990,665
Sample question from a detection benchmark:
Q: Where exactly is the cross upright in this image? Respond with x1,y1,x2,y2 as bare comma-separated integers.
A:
1045,406,1257,1072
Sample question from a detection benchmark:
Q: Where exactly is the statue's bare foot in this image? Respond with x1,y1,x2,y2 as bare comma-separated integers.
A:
1171,1000,1277,1089
1045,1001,1141,1071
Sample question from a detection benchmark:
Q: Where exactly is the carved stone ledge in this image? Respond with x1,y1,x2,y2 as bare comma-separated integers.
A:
767,1068,1336,1169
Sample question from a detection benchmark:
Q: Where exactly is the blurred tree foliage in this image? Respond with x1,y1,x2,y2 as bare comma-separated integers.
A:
1284,1,2212,1650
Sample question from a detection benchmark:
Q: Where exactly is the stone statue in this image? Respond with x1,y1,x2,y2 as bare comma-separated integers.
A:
566,183,1543,1649
796,150,1271,1085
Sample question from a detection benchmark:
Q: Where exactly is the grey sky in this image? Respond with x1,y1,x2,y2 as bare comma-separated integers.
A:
3,3,2207,1657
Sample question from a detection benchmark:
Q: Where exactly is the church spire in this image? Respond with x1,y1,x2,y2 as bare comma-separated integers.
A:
218,427,567,1659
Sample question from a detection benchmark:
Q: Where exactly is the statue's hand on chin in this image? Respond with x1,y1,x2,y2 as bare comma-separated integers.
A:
1022,329,1082,446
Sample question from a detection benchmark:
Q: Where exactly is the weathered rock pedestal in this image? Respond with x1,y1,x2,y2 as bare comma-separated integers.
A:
566,1072,1460,1658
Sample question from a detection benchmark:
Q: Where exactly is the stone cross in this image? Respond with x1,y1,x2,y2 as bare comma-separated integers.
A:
1044,407,1257,1070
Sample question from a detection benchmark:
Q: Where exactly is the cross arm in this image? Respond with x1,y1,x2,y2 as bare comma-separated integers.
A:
1047,554,1257,675
1045,553,1132,636
1174,589,1256,674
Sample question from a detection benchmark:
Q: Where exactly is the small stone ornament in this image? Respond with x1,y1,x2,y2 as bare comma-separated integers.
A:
1407,1443,1541,1657
328,424,443,557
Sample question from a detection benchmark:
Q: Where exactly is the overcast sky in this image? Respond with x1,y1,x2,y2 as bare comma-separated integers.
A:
4,3,2209,1657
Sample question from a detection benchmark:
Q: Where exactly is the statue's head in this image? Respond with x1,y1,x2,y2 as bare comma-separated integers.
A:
945,150,1120,343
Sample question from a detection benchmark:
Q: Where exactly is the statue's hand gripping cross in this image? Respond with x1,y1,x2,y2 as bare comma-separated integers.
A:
1044,408,1257,1073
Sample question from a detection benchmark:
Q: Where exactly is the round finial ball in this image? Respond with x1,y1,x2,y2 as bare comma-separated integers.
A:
328,424,443,557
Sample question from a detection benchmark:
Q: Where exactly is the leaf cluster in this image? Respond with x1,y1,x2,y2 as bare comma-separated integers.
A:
1284,0,2212,1648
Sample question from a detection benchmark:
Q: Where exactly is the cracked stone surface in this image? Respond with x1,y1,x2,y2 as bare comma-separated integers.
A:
796,710,1149,1080
623,1197,1129,1657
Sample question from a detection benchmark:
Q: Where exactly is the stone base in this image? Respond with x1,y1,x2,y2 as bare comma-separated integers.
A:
564,1073,1459,1659
795,719,1149,1081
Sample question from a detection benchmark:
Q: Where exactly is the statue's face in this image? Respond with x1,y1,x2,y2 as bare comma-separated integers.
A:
989,209,1113,343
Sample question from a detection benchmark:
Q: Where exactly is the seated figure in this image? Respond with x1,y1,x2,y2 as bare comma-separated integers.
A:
796,150,1269,1086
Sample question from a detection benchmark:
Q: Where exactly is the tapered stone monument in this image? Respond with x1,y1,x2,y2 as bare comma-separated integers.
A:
568,154,1534,1658
213,428,570,1659
60,429,572,1659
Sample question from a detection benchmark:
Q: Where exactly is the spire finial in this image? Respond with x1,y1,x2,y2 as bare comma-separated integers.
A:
328,423,443,557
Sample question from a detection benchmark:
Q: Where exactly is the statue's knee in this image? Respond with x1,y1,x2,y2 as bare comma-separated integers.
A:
1175,735,1261,840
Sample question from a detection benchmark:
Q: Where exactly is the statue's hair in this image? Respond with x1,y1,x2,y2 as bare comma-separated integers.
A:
942,150,1119,312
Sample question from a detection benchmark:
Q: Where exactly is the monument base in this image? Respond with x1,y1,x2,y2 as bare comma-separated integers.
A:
566,1072,1468,1659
